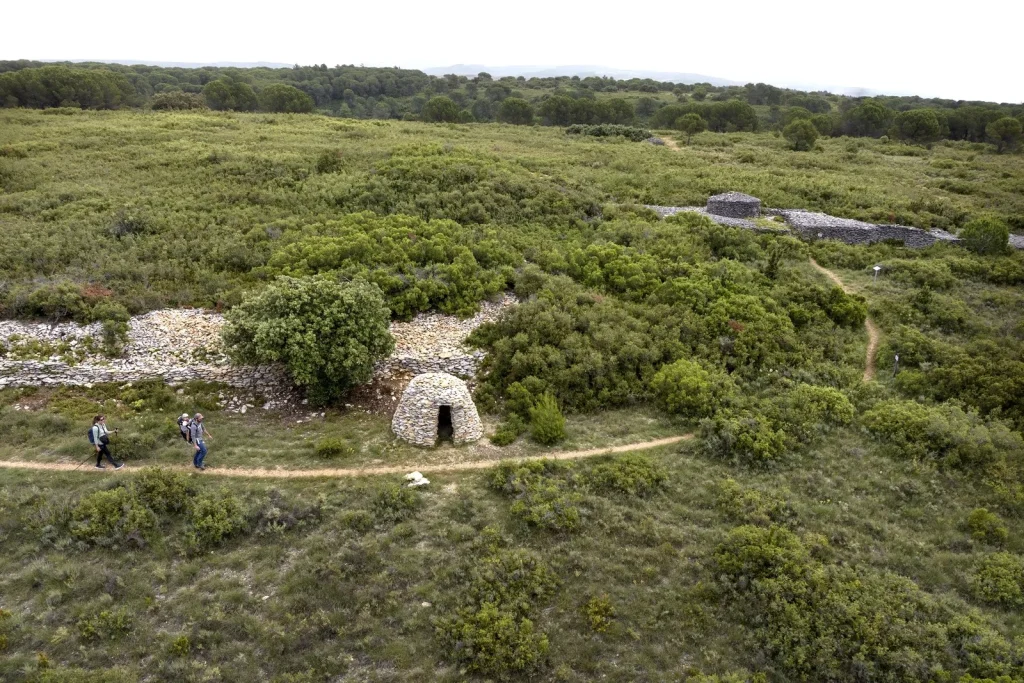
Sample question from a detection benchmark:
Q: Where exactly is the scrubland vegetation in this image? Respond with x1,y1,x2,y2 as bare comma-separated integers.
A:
1,67,1024,680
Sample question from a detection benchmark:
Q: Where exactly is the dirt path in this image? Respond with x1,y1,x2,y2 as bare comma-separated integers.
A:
809,258,880,381
659,134,681,151
0,435,692,479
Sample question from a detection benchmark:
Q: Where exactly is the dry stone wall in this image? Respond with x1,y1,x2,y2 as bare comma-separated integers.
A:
647,195,1023,251
0,296,517,396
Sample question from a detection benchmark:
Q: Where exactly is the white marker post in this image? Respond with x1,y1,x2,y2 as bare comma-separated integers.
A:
873,265,881,281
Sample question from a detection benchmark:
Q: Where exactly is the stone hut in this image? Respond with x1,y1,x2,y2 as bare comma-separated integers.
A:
392,372,483,447
707,192,761,219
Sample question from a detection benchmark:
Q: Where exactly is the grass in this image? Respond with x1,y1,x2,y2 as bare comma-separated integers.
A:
0,385,687,471
2,428,1022,681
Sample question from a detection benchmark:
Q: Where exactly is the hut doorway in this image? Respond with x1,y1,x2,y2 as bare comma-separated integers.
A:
437,405,453,443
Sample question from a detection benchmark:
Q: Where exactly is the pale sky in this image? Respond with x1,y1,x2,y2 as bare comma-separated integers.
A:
5,0,1023,103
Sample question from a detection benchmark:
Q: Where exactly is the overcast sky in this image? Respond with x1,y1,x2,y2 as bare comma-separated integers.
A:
6,0,1022,103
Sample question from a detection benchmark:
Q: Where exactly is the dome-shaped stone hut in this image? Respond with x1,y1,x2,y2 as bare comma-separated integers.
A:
392,373,483,447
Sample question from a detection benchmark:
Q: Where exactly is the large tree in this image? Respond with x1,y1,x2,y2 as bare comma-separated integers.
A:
421,95,460,122
258,83,315,113
783,119,819,151
497,97,534,125
986,117,1023,153
675,113,706,144
222,276,395,406
202,79,258,111
893,109,942,145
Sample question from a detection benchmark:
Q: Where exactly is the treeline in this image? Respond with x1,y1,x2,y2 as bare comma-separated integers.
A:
1,61,1022,149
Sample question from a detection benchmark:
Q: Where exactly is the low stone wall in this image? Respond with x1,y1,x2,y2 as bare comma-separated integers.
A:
647,203,1022,250
0,296,517,394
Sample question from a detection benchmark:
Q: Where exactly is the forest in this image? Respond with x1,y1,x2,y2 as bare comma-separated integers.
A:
0,68,1023,681
1,60,1023,149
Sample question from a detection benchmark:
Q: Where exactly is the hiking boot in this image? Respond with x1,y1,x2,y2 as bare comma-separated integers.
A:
199,465,206,471
114,463,124,470
94,464,105,469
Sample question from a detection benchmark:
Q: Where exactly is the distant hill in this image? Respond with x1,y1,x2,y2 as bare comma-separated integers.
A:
424,64,742,86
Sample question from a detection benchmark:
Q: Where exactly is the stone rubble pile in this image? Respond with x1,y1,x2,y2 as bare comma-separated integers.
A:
0,296,518,402
375,294,516,379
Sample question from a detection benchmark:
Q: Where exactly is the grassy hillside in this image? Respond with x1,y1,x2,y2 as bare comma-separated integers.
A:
2,110,1024,681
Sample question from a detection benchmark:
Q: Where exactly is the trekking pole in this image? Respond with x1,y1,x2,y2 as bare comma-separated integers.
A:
72,449,96,472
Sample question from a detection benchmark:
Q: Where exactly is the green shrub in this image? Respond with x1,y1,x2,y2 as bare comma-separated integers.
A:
314,437,354,459
132,468,194,514
490,460,582,532
780,384,855,444
714,478,798,528
315,148,344,174
565,124,652,142
783,119,819,151
184,489,246,550
700,412,787,467
436,548,558,679
438,602,548,678
371,483,421,525
169,634,191,657
77,607,132,642
715,525,1020,680
584,595,616,633
959,215,1010,256
861,399,1024,470
223,276,394,406
491,415,526,446
70,487,156,547
529,393,566,445
113,432,157,461
505,381,538,421
969,552,1024,606
650,358,732,418
967,508,1008,545
586,454,667,497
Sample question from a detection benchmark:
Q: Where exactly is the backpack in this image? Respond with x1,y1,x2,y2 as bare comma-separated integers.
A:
177,416,193,443
88,428,95,445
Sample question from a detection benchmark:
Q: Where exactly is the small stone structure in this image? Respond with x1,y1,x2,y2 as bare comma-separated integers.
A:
392,373,482,447
707,192,761,219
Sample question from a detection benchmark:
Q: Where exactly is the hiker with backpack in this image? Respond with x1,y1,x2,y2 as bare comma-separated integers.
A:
189,413,212,470
90,415,123,470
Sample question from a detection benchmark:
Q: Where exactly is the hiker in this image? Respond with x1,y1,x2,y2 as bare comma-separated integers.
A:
177,413,192,443
189,413,212,470
91,415,123,470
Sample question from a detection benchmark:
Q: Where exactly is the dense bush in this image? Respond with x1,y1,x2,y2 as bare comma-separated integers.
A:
565,124,652,142
969,552,1024,606
70,487,156,547
436,546,558,679
585,454,667,497
202,79,258,111
184,489,247,551
779,384,854,444
133,468,194,514
529,393,566,445
490,415,526,446
497,97,534,125
421,96,460,123
699,411,788,468
649,358,733,419
861,399,1024,471
715,525,1024,680
959,216,1010,256
222,276,394,405
892,109,942,145
314,437,354,459
149,91,206,110
372,483,421,524
967,508,1008,545
714,478,798,528
651,101,758,132
490,460,582,532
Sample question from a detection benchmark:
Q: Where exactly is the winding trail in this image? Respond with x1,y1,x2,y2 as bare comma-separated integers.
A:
809,258,880,381
658,133,681,150
0,435,692,479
